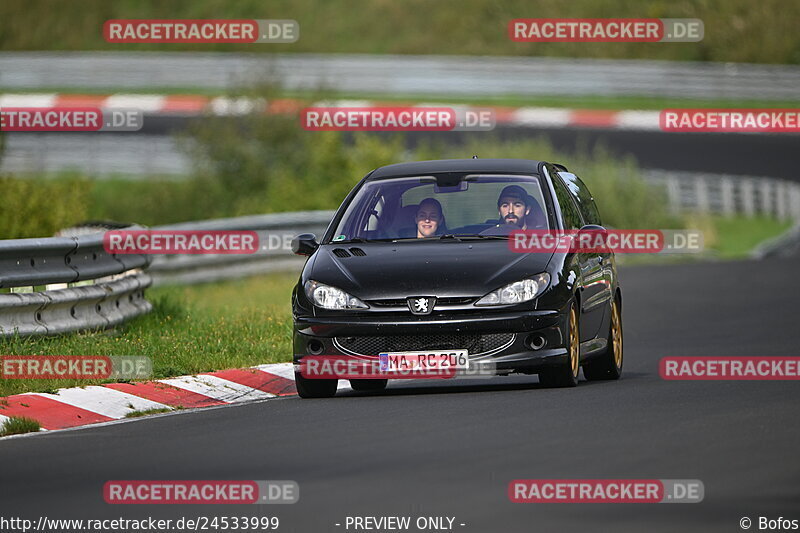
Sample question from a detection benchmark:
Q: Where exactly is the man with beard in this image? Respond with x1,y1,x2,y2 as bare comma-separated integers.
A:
495,185,532,229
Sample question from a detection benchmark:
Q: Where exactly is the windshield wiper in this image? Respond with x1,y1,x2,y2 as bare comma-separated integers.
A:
332,237,367,244
333,237,401,244
454,234,511,240
438,234,463,241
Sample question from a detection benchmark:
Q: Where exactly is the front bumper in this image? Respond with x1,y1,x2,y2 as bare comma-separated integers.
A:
293,309,569,375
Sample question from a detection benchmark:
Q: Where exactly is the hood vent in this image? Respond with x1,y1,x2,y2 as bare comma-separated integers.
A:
349,248,367,256
332,248,351,258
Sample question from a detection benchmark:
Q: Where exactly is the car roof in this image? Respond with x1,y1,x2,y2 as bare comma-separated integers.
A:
367,158,546,180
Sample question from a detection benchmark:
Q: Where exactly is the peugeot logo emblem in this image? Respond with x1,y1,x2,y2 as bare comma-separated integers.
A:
408,296,436,315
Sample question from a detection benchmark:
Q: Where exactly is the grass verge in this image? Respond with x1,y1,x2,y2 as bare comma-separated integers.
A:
708,215,792,259
0,416,41,436
616,214,792,265
0,272,297,397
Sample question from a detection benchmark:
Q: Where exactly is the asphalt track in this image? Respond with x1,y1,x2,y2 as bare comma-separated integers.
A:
2,255,799,532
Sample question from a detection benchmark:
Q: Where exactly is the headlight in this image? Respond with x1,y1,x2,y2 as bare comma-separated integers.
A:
304,280,368,310
475,273,550,306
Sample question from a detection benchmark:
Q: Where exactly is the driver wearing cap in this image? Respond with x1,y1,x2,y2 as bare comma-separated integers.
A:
496,185,531,229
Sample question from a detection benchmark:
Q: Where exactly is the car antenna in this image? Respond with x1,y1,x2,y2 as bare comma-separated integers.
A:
472,155,479,159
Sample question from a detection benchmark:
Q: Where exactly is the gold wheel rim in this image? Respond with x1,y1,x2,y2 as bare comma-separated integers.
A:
569,306,579,377
611,300,623,368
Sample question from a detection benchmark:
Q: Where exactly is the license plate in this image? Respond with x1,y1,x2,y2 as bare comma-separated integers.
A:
379,350,469,372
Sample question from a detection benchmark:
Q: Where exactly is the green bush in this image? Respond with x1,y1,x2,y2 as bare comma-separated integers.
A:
0,175,92,239
181,89,409,217
1,128,677,236
0,83,678,236
169,81,676,230
87,178,209,226
173,96,679,229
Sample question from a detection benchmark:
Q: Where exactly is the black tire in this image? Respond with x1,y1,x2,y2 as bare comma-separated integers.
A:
583,297,623,381
294,371,337,398
349,379,388,392
539,301,580,388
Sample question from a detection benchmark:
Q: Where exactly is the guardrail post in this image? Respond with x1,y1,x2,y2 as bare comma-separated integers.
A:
739,179,756,217
790,183,800,222
759,179,774,217
776,181,789,220
720,177,735,216
665,176,682,215
694,177,710,213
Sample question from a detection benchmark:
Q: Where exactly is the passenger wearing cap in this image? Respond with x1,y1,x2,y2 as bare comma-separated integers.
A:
496,185,531,229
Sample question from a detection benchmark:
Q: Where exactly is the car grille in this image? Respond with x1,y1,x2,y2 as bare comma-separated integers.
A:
334,332,515,356
368,297,476,307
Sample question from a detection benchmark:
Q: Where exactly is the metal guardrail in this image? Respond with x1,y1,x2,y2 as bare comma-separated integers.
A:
0,212,334,337
0,230,151,289
645,171,800,222
0,274,152,337
2,52,800,100
147,211,334,285
0,230,152,337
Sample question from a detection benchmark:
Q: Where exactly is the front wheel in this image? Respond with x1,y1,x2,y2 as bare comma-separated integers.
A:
583,297,623,381
539,301,580,388
294,371,337,398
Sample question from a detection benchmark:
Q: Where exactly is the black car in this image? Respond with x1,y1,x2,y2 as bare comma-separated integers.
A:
291,158,623,398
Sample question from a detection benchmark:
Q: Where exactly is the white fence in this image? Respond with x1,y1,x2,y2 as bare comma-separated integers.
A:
645,171,800,222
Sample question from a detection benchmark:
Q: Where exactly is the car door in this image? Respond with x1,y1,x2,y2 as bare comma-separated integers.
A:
548,167,604,341
559,171,614,337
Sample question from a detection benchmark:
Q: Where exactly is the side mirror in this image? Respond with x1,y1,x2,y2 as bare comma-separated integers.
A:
577,224,608,250
291,233,319,256
578,224,606,234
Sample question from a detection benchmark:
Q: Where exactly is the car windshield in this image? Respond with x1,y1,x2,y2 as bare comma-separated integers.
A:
329,174,551,243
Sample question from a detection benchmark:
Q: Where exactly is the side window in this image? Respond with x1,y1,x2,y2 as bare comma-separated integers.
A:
559,172,602,226
550,169,583,230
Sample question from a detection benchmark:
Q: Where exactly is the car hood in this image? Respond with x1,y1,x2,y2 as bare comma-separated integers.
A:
307,241,554,300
